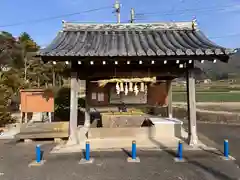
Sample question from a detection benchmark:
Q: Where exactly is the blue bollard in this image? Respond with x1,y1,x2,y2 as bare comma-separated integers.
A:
178,141,183,160
36,145,41,163
132,140,137,160
85,141,90,161
224,139,229,158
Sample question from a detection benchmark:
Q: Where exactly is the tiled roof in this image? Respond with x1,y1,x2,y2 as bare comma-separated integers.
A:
39,22,235,58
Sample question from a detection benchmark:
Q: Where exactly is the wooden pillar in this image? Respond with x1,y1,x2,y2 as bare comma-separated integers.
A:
69,71,79,143
186,68,198,145
24,112,28,123
166,80,173,118
20,112,23,124
48,112,52,123
84,79,90,128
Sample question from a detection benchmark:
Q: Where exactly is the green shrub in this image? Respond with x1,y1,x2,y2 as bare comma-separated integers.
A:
54,87,85,121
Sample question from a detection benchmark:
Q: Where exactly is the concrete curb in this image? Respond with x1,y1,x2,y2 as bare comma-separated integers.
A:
50,144,218,154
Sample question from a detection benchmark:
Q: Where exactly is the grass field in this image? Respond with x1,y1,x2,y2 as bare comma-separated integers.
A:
173,92,240,102
172,82,240,102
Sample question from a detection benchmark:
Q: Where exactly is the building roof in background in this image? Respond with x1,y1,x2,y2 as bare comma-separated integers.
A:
38,21,236,60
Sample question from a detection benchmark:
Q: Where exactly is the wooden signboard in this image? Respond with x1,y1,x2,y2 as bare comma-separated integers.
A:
20,89,54,113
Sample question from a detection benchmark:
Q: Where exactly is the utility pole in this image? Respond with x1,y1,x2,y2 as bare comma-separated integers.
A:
130,8,135,23
114,0,121,23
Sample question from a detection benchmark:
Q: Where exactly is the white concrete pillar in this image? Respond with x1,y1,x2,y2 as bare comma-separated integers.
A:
186,69,198,145
69,71,78,143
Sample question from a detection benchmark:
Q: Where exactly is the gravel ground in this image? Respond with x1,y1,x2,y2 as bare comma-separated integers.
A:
0,138,240,180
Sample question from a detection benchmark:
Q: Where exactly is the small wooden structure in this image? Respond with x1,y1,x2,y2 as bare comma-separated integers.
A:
18,89,69,140
38,21,236,145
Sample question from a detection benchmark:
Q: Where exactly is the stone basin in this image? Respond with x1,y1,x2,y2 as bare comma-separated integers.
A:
101,112,148,128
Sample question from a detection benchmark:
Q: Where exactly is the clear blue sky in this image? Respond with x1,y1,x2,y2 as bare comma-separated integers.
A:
1,0,240,48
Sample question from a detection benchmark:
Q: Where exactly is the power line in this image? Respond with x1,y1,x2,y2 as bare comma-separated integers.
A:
0,6,112,28
136,3,239,17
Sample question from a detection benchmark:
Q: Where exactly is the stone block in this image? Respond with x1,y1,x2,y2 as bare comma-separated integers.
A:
78,158,94,164
127,157,140,163
54,138,63,143
28,160,46,167
174,157,186,163
24,139,33,143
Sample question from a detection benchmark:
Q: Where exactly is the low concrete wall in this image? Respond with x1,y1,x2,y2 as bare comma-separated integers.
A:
16,122,69,139
88,123,182,139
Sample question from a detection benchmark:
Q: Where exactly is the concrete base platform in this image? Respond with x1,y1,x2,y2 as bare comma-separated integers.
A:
174,157,186,163
220,155,236,161
24,139,33,143
127,157,140,163
28,160,46,167
51,137,215,154
51,125,216,154
78,158,94,164
88,117,183,139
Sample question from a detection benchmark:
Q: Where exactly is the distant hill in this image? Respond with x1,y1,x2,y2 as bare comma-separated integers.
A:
195,49,240,80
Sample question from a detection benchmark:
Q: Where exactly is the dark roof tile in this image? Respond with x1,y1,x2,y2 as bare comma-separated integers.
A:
39,22,235,58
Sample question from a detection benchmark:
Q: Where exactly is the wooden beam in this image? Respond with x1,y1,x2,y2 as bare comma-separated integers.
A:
186,67,198,145
40,55,225,62
166,80,173,118
84,65,186,79
69,71,79,144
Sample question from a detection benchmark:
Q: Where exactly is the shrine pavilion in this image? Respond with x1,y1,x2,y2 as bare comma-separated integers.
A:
38,21,236,145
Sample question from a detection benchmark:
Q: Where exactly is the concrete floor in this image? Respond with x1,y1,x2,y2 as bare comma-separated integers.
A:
1,122,240,179
196,122,240,167
0,135,240,180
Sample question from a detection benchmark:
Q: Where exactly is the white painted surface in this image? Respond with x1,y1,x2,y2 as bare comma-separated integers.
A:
149,117,183,124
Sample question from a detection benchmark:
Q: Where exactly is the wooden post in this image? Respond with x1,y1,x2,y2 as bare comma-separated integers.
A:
69,71,79,143
48,112,52,123
84,79,90,128
20,112,23,124
166,80,173,118
186,68,198,145
24,112,28,123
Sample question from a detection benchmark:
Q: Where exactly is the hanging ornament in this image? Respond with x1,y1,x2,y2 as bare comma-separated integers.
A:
129,82,133,92
140,82,145,92
134,83,139,96
116,82,120,92
124,82,128,95
144,84,148,95
120,82,124,92
116,89,120,95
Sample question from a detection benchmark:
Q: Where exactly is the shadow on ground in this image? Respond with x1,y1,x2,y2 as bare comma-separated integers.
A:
147,126,239,180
